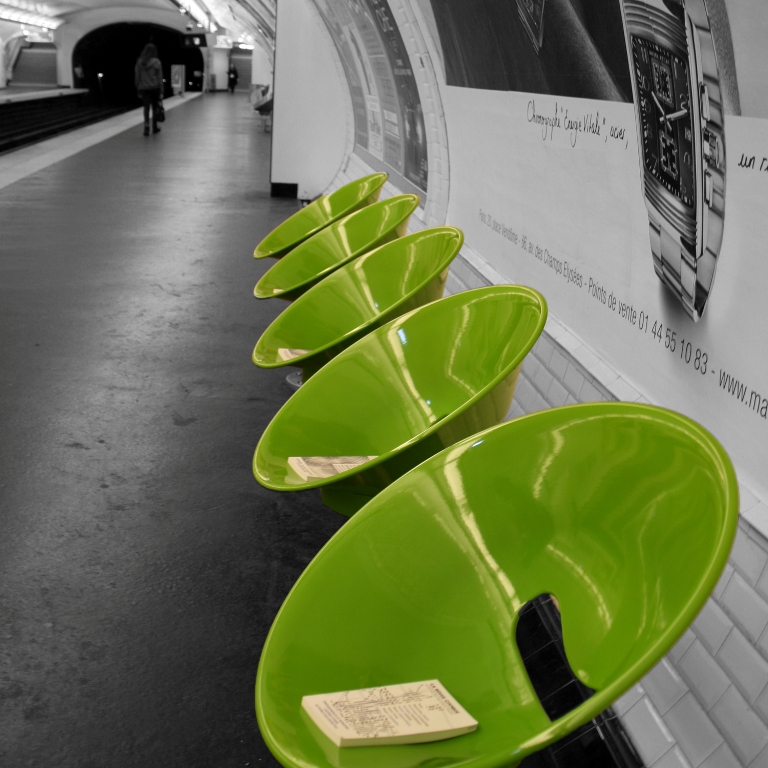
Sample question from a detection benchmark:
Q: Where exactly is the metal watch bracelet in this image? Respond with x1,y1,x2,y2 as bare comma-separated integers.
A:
634,0,727,321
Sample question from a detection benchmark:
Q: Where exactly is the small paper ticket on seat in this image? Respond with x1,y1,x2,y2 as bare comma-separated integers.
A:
277,347,311,361
288,456,377,480
301,680,478,747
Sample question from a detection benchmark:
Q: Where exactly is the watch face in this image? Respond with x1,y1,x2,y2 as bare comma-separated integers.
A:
631,35,695,208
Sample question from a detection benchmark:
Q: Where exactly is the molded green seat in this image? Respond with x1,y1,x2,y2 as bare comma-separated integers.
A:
252,227,464,382
256,402,738,768
253,173,388,259
253,285,547,515
254,195,420,301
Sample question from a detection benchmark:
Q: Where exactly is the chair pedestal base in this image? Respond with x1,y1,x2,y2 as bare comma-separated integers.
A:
318,363,524,517
285,371,302,390
320,484,380,516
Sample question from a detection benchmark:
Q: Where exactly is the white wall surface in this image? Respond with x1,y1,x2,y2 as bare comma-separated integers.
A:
0,18,17,87
208,47,230,91
0,18,22,79
270,0,350,199
251,44,272,88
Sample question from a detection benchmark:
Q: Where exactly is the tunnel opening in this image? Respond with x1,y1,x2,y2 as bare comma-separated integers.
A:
73,23,205,106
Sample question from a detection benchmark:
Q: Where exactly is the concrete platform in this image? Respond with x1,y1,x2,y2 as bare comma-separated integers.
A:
0,86,89,105
0,92,342,767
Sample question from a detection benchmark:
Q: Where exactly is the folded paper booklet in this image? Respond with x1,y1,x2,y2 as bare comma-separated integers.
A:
277,347,311,361
288,455,377,480
301,680,478,747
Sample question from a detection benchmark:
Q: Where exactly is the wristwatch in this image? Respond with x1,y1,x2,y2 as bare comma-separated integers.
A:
518,0,547,53
622,0,726,321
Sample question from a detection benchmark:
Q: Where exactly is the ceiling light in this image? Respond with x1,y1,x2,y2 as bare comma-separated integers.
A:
0,4,62,28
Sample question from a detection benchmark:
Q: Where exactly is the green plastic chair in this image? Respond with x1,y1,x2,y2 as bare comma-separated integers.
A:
254,195,420,302
252,227,464,382
253,285,547,515
253,173,388,259
256,402,738,768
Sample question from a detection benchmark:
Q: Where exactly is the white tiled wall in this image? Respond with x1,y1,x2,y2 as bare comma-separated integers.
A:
446,248,768,768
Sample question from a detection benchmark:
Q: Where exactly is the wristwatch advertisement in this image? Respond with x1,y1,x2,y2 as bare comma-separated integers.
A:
621,0,726,321
416,0,768,533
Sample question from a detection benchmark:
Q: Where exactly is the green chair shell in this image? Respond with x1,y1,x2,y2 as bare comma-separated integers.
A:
253,285,547,515
253,173,388,259
252,227,464,382
254,194,420,302
256,402,738,768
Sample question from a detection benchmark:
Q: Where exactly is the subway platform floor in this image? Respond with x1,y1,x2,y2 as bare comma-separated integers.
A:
0,93,633,768
0,93,342,767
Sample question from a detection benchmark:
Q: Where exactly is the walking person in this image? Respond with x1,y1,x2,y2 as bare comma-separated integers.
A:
135,43,163,136
227,64,238,94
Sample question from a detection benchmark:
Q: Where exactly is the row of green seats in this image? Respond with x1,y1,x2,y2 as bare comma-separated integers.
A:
254,285,548,516
248,175,739,767
253,227,466,382
251,176,548,515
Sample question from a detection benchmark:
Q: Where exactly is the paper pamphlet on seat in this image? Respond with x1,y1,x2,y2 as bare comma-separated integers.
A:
301,680,478,747
288,455,376,480
277,347,311,361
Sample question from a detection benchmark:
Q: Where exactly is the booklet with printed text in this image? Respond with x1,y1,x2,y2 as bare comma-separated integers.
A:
301,680,478,747
288,455,376,480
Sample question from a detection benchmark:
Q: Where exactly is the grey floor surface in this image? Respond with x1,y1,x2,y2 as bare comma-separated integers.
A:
0,93,344,767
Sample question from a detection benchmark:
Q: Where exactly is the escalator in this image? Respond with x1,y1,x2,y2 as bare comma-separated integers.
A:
11,43,57,87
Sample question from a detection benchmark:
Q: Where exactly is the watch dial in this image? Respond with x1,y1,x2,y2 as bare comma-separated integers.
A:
632,35,695,208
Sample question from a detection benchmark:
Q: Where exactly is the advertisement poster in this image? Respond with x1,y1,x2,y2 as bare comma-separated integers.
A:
426,0,768,501
313,0,428,193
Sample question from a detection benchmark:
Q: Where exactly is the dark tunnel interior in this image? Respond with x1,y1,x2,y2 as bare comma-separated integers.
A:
72,23,206,105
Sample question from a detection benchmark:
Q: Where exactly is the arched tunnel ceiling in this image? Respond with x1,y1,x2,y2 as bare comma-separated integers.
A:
0,0,275,49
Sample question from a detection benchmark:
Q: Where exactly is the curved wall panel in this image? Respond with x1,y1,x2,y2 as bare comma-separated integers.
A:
272,0,450,225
